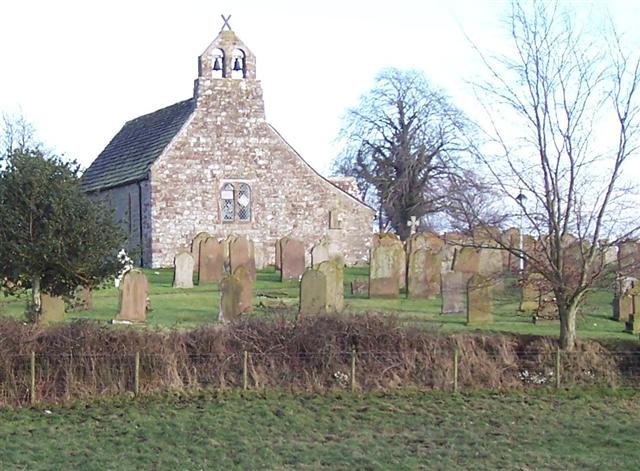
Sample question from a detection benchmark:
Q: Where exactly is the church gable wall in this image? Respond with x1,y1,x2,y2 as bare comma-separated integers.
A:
148,79,373,268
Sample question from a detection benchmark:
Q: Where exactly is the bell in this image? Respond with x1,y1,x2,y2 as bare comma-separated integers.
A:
213,57,222,71
233,57,243,71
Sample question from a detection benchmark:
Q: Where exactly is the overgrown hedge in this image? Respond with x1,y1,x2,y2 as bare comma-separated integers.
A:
0,314,637,406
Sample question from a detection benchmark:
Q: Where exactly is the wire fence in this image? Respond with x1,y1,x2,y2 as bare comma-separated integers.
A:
2,349,640,407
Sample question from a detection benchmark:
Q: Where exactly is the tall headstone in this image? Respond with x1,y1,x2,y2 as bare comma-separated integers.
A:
452,247,481,274
441,271,467,314
219,266,253,322
173,251,195,288
311,238,338,268
614,276,637,322
478,248,504,292
222,234,237,272
618,240,640,278
199,237,224,284
519,273,544,312
275,237,283,271
191,232,211,274
299,269,328,315
280,237,305,281
40,294,65,324
467,274,493,325
318,259,344,313
229,236,256,280
115,270,148,322
407,248,441,299
369,233,404,298
625,283,640,334
407,232,445,256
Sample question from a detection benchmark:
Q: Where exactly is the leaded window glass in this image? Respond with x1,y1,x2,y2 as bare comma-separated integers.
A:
237,183,251,221
221,183,235,221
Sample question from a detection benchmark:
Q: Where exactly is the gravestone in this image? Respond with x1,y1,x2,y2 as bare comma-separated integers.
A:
407,232,445,256
452,247,481,274
191,232,211,274
67,286,92,312
467,274,493,325
624,283,640,334
318,259,344,313
613,276,637,322
311,238,338,267
369,233,404,298
199,237,224,284
40,294,65,324
229,236,256,280
299,269,328,314
618,240,640,278
275,237,283,270
222,235,237,272
533,293,559,324
519,273,544,312
173,251,194,288
441,271,467,314
219,266,253,322
478,248,504,292
280,237,305,281
115,270,148,322
407,248,441,299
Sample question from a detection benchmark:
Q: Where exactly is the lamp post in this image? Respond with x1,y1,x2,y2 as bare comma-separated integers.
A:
515,191,527,272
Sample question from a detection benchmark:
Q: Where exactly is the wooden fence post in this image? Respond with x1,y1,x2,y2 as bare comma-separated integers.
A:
555,348,561,389
134,351,140,396
30,351,36,405
453,349,459,393
351,348,357,392
243,351,248,391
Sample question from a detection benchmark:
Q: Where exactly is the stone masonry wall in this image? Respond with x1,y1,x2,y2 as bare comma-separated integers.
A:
148,77,373,268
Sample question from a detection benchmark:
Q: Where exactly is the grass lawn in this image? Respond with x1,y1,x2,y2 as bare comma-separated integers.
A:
0,266,633,342
1,388,638,470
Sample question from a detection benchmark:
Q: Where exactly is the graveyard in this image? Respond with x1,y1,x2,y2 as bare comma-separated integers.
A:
0,264,629,341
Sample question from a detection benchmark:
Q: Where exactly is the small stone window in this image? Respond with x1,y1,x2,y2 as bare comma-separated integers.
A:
329,210,341,229
220,182,251,223
221,183,235,221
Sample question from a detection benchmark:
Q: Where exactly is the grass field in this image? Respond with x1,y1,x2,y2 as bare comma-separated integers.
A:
1,388,638,470
0,266,631,342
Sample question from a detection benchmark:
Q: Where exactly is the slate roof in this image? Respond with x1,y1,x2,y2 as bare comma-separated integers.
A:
81,98,195,192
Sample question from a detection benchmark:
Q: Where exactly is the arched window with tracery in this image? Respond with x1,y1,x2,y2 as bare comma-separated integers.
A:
237,183,251,221
221,183,235,221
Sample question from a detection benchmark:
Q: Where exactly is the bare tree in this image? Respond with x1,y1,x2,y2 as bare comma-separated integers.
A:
442,170,507,233
471,1,640,350
1,111,39,158
333,68,472,239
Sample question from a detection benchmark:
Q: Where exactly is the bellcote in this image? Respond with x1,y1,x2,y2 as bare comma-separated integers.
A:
197,29,257,81
193,19,264,119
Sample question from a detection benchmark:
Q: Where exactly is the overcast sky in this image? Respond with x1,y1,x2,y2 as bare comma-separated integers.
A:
0,0,638,175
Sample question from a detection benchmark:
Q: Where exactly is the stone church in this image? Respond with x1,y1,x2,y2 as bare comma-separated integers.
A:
81,24,373,268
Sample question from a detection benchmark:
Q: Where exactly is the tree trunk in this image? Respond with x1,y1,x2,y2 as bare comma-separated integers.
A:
559,303,578,351
31,274,42,322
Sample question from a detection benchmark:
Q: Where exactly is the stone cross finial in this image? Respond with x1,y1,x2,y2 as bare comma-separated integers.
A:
407,216,418,235
220,14,232,31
